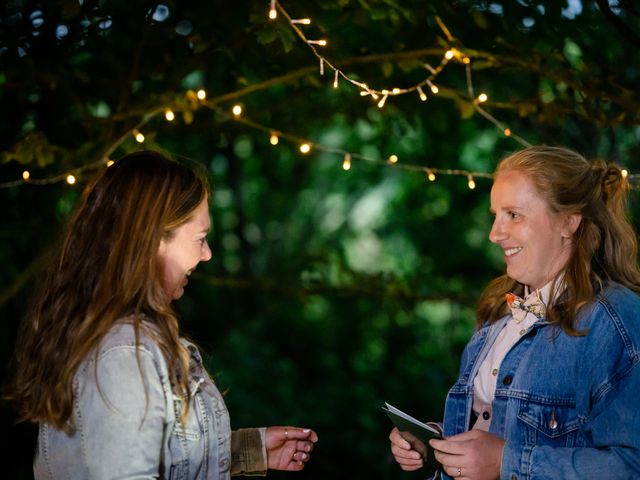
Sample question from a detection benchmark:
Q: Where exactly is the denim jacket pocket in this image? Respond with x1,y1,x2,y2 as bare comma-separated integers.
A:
518,403,586,447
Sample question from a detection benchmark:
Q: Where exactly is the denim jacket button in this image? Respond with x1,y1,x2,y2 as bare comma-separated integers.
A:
219,457,229,467
482,411,490,420
502,375,512,385
548,411,558,430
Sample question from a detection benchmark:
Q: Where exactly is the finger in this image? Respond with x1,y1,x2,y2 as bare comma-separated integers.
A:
293,451,311,463
284,427,318,442
394,455,424,468
391,444,422,460
389,428,411,450
286,457,305,471
296,439,315,452
429,438,467,455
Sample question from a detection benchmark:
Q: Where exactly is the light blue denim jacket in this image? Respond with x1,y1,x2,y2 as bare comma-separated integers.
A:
34,320,267,479
442,283,640,479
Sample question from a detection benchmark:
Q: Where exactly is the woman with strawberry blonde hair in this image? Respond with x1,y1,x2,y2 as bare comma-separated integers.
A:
390,146,640,479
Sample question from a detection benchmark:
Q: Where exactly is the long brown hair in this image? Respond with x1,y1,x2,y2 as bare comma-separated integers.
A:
8,150,209,430
477,146,640,333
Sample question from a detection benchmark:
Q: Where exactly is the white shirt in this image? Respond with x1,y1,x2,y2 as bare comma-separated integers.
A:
471,281,556,431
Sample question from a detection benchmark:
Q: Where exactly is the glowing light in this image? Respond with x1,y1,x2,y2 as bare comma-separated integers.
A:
165,109,175,121
270,133,279,145
377,94,388,108
392,88,400,94
196,89,207,100
291,18,311,25
462,57,471,64
504,128,512,137
319,58,324,75
333,70,339,88
467,175,476,190
106,160,115,167
388,155,398,164
269,0,277,19
445,49,455,60
66,174,76,185
417,86,427,102
307,39,327,46
621,169,629,178
430,84,439,94
22,170,30,181
134,130,145,143
342,153,351,171
477,93,488,103
300,143,311,154
427,171,436,182
232,105,242,116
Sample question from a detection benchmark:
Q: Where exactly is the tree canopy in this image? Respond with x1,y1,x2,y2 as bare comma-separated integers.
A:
1,1,640,478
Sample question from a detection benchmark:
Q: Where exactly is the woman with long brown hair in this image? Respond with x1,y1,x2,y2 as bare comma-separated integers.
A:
390,146,640,479
8,150,318,479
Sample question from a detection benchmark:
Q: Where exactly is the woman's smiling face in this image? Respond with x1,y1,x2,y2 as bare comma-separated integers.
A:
489,170,576,291
157,198,212,301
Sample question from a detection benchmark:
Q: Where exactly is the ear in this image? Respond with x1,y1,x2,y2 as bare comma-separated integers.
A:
561,212,582,238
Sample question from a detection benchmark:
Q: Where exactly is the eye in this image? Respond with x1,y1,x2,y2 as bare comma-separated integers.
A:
199,237,208,246
508,211,521,220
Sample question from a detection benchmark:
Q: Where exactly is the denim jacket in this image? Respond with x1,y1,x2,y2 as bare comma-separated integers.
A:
442,283,640,479
34,320,267,479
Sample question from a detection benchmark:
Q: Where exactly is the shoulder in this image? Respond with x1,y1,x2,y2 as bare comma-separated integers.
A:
81,318,169,374
577,283,640,370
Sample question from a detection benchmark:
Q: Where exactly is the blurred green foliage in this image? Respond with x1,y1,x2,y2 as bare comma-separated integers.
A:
1,0,640,478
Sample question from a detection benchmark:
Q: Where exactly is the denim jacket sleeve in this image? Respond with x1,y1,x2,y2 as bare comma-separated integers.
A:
73,345,166,479
230,427,267,476
500,287,640,480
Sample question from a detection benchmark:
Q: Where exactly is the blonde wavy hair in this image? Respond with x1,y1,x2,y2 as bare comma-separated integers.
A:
8,150,209,430
477,146,640,334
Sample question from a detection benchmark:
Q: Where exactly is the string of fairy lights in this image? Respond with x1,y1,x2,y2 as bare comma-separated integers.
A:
1,1,637,189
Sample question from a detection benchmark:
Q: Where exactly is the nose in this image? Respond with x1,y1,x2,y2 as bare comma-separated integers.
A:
489,216,506,244
201,241,212,262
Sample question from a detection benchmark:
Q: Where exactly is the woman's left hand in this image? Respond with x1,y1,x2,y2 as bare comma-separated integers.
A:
265,426,319,471
429,430,504,480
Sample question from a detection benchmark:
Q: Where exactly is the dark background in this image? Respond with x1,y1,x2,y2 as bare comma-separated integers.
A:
1,1,639,478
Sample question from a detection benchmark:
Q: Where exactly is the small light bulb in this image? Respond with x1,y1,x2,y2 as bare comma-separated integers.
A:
269,0,277,20
377,94,388,108
232,105,242,116
165,109,175,121
22,170,30,181
106,160,115,167
388,155,398,164
392,88,400,94
307,39,327,46
430,84,439,94
300,143,311,154
467,175,476,190
333,70,339,88
134,130,145,143
504,128,512,137
621,169,629,178
445,49,455,60
270,133,279,145
66,174,76,185
463,57,471,64
196,89,207,100
427,171,436,182
342,153,351,171
292,18,311,24
477,93,488,103
417,86,427,102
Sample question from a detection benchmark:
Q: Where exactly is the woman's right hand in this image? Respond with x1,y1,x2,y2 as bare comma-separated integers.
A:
389,427,424,471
